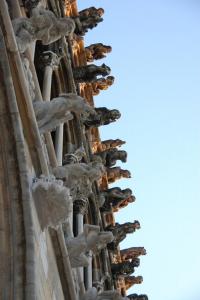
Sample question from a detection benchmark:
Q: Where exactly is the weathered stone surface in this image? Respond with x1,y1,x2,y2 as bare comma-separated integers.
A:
33,93,94,133
81,287,129,300
32,176,72,230
66,224,113,268
63,146,86,165
106,167,131,183
106,221,140,250
83,107,121,128
101,187,135,212
98,139,126,151
111,259,140,277
53,158,105,199
94,148,127,167
91,76,114,95
125,276,143,290
127,294,148,300
73,7,104,35
12,7,75,53
85,43,112,62
73,64,111,83
120,247,146,261
22,57,36,101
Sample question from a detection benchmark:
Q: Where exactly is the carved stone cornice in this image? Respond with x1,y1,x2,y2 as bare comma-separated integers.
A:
73,197,88,215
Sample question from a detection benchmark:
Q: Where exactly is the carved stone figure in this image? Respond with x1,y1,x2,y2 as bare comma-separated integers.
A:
100,187,135,212
33,93,95,133
117,195,136,211
73,64,111,83
79,7,104,18
120,247,147,261
53,158,105,199
95,148,127,167
83,107,121,128
81,287,128,300
125,276,143,290
91,76,115,95
66,224,113,267
106,221,140,250
127,294,148,300
12,7,75,53
73,7,104,35
98,139,126,151
85,43,112,62
111,259,140,277
106,167,131,183
32,176,72,230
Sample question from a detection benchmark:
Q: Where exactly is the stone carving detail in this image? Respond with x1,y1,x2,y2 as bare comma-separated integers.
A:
85,43,112,62
81,287,128,300
99,139,126,151
63,146,86,165
33,93,94,133
66,224,113,268
24,0,40,10
53,158,105,199
111,259,140,277
106,221,140,250
73,197,88,215
91,76,114,96
106,167,131,184
32,176,72,230
73,64,111,83
101,187,135,212
127,294,148,300
73,7,104,36
125,276,143,289
83,107,121,128
120,247,147,261
12,7,75,53
39,50,60,69
22,57,36,101
94,148,127,167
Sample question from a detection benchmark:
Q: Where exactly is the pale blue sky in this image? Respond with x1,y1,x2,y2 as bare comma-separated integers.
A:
77,1,200,299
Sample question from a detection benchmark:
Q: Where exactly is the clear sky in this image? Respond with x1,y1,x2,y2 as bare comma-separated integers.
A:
77,1,200,299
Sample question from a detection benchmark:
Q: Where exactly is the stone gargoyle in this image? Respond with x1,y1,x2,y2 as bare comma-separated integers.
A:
33,93,95,133
12,7,75,53
53,157,105,199
73,63,111,83
66,224,113,268
127,294,148,300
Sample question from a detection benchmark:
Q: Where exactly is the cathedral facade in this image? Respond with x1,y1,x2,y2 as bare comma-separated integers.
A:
0,1,147,299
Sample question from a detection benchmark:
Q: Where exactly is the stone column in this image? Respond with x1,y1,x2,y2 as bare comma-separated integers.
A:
40,51,64,165
73,197,88,236
73,198,88,293
55,124,64,166
41,51,60,101
84,251,93,290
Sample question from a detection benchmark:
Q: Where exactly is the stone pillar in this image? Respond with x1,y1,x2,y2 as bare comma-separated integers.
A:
41,51,60,101
40,51,64,164
73,198,88,294
55,125,64,166
84,250,93,290
73,198,88,236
